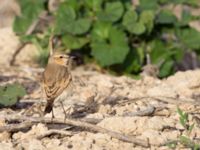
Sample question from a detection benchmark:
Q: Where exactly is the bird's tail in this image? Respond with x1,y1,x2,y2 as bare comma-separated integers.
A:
44,100,54,114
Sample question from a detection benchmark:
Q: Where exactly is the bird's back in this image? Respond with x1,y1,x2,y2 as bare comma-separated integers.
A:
43,62,72,101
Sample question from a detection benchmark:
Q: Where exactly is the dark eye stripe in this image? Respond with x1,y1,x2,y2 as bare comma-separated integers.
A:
56,55,69,59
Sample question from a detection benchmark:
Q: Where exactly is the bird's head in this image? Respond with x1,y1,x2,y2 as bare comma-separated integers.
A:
48,52,73,68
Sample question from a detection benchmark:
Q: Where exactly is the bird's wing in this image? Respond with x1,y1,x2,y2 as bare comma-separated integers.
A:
42,66,72,101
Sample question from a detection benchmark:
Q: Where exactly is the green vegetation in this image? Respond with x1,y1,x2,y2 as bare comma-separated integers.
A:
166,107,200,149
13,0,200,77
0,84,26,107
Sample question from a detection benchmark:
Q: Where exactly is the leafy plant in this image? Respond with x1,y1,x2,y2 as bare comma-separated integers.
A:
13,0,200,77
0,84,26,107
167,107,200,149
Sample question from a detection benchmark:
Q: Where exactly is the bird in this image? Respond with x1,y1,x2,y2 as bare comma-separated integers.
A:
42,51,73,119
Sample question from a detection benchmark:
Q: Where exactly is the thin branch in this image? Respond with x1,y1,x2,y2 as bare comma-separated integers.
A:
9,43,27,66
0,121,32,132
0,115,149,147
37,129,73,140
117,96,200,106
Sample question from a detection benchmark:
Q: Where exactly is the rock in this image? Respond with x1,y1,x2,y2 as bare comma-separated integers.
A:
141,130,179,146
77,86,97,103
0,118,6,126
98,104,112,114
147,84,178,98
0,141,14,150
13,123,48,140
15,44,38,66
0,27,19,66
44,139,62,150
165,70,200,97
0,0,20,28
16,139,45,150
98,117,138,134
144,116,171,131
140,130,165,146
0,132,11,141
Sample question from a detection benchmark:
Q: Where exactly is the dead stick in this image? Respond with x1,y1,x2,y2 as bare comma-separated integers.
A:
0,115,149,147
0,121,32,132
37,129,73,140
118,96,200,106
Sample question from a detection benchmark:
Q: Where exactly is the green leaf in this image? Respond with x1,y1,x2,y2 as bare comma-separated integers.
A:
179,135,194,148
188,123,195,134
85,0,103,11
0,84,26,107
55,4,91,35
159,59,174,77
123,10,138,24
176,28,200,49
20,34,36,43
68,18,91,35
177,107,184,118
97,1,124,22
171,0,186,4
140,10,155,33
57,4,76,21
91,24,129,66
132,22,146,35
177,107,190,128
123,10,145,35
156,10,177,24
123,48,143,73
67,0,81,11
148,40,175,77
194,144,200,150
180,117,186,127
62,34,89,49
176,10,192,26
166,140,177,149
13,0,44,34
149,40,171,64
92,22,111,40
139,0,158,10
184,0,199,6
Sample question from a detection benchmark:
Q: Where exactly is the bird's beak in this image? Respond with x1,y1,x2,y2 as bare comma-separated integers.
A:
68,55,76,60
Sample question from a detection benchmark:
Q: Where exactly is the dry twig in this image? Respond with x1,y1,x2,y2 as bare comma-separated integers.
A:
118,96,200,106
0,121,32,132
37,129,73,140
0,115,149,147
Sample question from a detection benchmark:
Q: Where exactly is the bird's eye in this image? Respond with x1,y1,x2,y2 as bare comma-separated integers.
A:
59,56,63,59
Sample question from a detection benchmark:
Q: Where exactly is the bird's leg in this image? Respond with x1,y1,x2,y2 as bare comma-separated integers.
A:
60,101,68,122
51,108,55,122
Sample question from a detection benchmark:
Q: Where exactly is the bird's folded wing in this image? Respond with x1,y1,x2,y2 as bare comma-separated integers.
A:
43,74,72,100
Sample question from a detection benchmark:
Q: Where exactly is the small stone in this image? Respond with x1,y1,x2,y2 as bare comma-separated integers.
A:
0,131,11,141
0,141,14,150
98,117,138,134
13,123,48,140
17,139,45,150
140,130,165,145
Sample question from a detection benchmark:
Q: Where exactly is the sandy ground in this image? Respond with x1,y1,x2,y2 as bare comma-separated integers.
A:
0,28,200,150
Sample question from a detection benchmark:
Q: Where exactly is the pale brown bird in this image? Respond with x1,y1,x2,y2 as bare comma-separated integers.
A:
42,52,73,118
